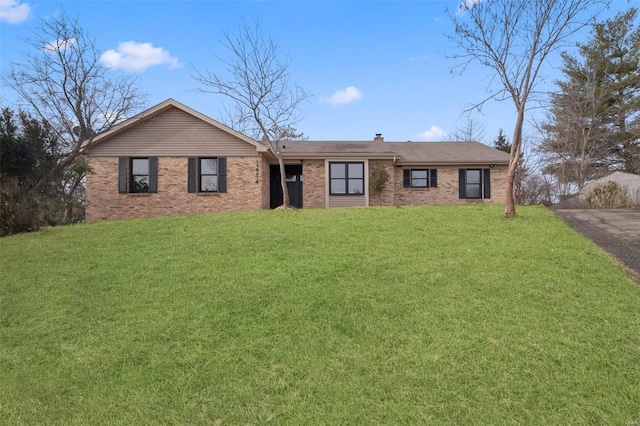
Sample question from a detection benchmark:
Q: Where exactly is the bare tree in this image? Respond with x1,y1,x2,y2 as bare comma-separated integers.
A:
453,117,486,143
513,153,557,206
3,12,145,226
538,71,613,195
193,21,310,208
3,11,145,197
448,0,607,218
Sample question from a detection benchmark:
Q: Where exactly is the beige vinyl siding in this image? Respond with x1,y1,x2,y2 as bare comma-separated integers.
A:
324,159,369,208
88,107,259,157
328,195,367,208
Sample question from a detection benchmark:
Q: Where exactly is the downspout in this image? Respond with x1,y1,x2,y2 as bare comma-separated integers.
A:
392,155,399,206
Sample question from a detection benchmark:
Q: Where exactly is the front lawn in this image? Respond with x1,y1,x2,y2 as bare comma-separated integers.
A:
1,205,639,424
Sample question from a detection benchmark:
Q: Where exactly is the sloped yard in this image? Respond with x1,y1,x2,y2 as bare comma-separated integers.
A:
1,205,639,424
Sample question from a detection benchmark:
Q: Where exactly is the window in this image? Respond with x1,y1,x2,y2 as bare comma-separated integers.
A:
199,158,218,192
188,157,227,193
130,158,150,193
403,169,438,188
459,168,491,199
465,169,481,198
118,157,158,193
330,162,364,195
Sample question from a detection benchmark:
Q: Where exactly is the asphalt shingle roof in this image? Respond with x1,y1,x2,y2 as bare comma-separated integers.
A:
279,140,510,165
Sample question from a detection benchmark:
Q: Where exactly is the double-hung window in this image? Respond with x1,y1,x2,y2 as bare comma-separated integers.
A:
188,157,227,193
459,168,491,199
118,157,158,193
130,158,150,193
199,158,218,192
403,169,437,188
465,169,482,198
330,162,364,195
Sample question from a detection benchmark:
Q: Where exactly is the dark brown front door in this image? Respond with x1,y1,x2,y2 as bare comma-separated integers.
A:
270,165,303,209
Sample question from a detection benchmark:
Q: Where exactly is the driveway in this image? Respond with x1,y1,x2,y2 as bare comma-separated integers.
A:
553,209,640,280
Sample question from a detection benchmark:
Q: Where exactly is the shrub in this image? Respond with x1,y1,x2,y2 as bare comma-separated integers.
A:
586,181,630,209
369,162,390,206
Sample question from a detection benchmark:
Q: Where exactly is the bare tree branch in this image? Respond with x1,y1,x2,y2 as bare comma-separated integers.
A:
192,19,311,208
448,0,607,217
453,117,487,143
3,11,146,192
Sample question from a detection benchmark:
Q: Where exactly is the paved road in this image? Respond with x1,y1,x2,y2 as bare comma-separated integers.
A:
553,209,640,280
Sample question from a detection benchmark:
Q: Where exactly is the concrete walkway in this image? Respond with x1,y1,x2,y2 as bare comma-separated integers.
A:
553,209,640,280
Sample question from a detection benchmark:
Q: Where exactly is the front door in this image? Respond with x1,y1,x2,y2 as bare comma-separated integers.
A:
270,165,303,209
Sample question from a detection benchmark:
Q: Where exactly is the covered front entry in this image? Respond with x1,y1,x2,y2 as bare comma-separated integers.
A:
270,164,303,209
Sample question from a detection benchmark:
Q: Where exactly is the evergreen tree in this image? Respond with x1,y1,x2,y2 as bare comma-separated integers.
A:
493,129,511,153
2,12,144,232
0,108,84,235
541,7,640,192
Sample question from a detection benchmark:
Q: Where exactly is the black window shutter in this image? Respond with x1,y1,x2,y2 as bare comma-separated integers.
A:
403,169,410,188
483,168,491,199
218,157,227,193
430,169,437,188
148,157,158,193
458,169,466,199
188,158,196,193
118,157,128,193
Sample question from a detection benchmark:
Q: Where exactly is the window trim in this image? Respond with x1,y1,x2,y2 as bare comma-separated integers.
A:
198,157,219,193
411,169,429,188
130,157,150,193
403,168,437,189
459,168,491,199
465,169,482,199
329,161,365,196
188,157,227,194
119,156,157,194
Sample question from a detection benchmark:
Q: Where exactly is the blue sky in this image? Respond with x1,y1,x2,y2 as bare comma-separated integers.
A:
1,0,637,144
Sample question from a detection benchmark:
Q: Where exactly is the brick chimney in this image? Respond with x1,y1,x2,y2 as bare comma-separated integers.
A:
374,133,384,143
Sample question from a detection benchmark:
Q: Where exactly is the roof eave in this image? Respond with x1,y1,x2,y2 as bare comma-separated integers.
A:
281,153,398,160
396,160,510,166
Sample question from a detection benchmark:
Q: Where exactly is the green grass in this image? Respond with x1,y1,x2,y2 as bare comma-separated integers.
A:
1,205,639,425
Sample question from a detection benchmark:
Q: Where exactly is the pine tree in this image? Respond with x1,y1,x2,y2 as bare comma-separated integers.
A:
493,129,511,153
541,7,640,190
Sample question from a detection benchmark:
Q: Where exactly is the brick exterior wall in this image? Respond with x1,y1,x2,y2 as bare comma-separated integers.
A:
260,157,271,210
393,166,508,206
369,160,396,207
86,156,269,221
87,156,509,221
302,160,326,208
299,161,507,209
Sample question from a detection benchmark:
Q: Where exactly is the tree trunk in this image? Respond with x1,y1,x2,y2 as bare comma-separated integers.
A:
277,154,290,208
505,109,525,218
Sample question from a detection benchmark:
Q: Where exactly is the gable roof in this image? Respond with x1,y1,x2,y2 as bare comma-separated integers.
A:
582,171,640,192
280,140,510,165
88,98,268,152
86,98,510,165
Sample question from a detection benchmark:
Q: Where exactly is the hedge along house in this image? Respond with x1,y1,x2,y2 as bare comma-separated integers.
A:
85,99,511,221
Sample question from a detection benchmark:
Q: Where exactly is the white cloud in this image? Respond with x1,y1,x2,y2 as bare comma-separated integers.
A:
0,0,31,24
323,86,363,105
419,125,448,141
100,41,181,71
43,38,77,52
409,55,430,62
457,0,482,14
